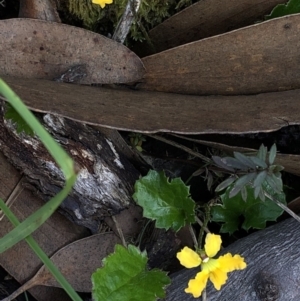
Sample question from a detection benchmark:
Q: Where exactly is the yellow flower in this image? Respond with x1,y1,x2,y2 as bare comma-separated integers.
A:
92,0,113,8
176,233,247,298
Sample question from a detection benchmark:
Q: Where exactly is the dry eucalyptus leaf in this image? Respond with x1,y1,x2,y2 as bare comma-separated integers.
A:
2,76,300,135
149,0,286,52
139,13,300,95
104,205,143,238
0,18,145,84
2,233,121,301
0,154,88,301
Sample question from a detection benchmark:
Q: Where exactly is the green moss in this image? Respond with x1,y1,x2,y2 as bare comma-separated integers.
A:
65,0,200,41
67,0,106,29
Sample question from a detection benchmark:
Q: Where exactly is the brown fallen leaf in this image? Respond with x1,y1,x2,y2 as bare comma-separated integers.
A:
1,233,121,301
149,0,286,53
0,18,145,84
2,76,299,135
0,153,89,301
139,13,300,95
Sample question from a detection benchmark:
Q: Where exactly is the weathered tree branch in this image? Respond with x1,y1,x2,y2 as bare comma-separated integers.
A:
0,102,140,232
164,216,300,301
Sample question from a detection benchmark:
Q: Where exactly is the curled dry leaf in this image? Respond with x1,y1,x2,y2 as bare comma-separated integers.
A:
2,233,121,301
0,19,145,84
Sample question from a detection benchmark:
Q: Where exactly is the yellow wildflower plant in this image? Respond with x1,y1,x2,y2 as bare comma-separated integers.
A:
177,233,246,298
92,0,113,8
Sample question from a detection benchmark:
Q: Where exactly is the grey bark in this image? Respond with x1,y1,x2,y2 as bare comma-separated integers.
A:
0,102,140,232
165,216,300,301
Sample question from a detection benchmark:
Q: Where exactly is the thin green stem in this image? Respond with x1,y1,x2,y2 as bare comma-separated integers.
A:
188,225,198,249
197,205,211,249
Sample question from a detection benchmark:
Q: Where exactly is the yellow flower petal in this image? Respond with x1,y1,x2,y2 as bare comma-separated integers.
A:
92,0,113,8
177,247,202,268
209,267,228,290
218,253,247,273
204,233,222,257
185,271,209,298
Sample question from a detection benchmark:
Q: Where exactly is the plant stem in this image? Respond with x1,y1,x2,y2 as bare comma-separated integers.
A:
197,205,211,249
188,225,198,248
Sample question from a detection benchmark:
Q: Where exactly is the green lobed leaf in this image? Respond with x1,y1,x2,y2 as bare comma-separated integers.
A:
133,170,195,231
92,244,170,301
266,0,300,20
211,183,286,234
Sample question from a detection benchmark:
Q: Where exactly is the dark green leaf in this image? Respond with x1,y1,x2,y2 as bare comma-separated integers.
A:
258,188,266,202
212,156,235,172
211,183,286,234
233,152,257,169
92,244,170,301
265,175,278,193
215,176,236,192
229,173,256,198
266,0,300,20
133,170,195,231
266,174,283,194
268,144,277,165
257,144,267,161
274,165,285,173
271,173,283,192
250,156,268,169
4,103,34,136
207,172,214,191
210,204,240,234
269,165,284,173
241,186,247,202
253,170,267,188
221,157,249,170
254,185,261,199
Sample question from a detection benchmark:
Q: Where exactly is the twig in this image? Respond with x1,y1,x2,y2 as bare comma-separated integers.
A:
195,216,210,234
112,0,141,43
112,215,127,247
264,192,300,223
202,288,207,301
146,134,210,163
0,176,24,221
188,225,198,248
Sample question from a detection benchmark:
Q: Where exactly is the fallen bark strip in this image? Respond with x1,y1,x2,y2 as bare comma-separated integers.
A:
165,216,300,301
0,102,140,233
2,76,300,135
